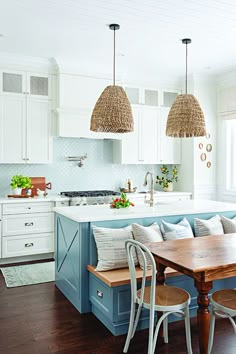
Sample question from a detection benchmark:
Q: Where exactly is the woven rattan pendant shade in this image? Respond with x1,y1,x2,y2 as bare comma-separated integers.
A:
90,85,133,133
166,94,206,137
90,24,134,133
166,39,206,138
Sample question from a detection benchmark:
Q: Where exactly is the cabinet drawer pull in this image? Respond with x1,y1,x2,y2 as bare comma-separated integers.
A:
25,243,33,247
25,222,34,226
97,290,103,298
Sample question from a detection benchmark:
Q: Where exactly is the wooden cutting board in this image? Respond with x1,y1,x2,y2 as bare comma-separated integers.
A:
22,177,51,197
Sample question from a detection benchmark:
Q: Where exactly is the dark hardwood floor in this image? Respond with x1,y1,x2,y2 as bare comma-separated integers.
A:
0,271,235,354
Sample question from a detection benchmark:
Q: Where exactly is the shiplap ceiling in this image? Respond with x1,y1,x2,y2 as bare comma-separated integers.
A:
1,0,236,80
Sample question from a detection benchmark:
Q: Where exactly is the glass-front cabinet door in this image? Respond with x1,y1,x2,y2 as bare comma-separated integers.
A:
1,70,25,96
0,70,49,99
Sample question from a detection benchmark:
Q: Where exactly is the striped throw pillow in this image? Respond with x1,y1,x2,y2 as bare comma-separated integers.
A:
92,225,138,271
160,218,194,240
132,223,163,269
221,216,236,234
194,215,224,237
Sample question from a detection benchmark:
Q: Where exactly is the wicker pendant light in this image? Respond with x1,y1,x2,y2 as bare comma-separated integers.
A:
166,39,206,137
90,24,134,133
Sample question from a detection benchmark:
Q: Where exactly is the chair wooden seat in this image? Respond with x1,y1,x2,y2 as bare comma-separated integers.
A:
208,289,236,353
137,285,190,307
212,289,236,310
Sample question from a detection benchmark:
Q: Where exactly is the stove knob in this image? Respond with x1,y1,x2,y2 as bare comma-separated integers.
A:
81,197,87,205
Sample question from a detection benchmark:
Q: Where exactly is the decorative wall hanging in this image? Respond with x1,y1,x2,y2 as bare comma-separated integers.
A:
90,24,134,133
206,144,212,152
200,153,207,161
166,39,206,137
207,161,211,168
199,143,203,149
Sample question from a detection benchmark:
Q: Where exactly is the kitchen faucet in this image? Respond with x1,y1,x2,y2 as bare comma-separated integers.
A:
143,172,154,207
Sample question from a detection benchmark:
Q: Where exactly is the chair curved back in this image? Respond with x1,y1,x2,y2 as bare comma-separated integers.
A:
125,239,157,309
124,239,193,354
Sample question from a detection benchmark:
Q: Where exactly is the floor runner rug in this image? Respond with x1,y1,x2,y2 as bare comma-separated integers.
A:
0,261,55,287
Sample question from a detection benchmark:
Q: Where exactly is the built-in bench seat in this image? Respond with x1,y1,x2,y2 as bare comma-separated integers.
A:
85,211,236,335
87,265,180,287
87,264,193,335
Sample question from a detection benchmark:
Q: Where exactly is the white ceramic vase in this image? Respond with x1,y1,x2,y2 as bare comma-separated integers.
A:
163,182,173,192
12,187,22,195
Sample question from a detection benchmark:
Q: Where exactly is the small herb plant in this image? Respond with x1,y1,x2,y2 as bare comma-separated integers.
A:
156,165,178,188
110,192,135,209
10,175,33,189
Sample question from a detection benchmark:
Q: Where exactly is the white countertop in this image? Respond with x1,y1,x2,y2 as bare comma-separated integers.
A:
126,191,192,198
0,194,69,203
54,199,236,223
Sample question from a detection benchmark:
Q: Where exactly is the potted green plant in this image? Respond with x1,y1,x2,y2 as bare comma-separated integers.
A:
156,165,178,192
10,175,33,195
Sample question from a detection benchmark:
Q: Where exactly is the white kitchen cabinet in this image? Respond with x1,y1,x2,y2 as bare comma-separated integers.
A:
2,201,54,258
113,107,181,164
113,106,158,164
0,70,52,163
158,107,181,164
113,86,181,165
0,70,50,99
125,86,159,106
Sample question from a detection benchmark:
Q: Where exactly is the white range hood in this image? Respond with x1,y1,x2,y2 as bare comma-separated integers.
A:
56,71,123,140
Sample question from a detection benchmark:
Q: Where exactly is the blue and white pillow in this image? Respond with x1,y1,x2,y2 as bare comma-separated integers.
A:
194,215,223,237
160,218,194,240
92,225,138,271
132,223,163,269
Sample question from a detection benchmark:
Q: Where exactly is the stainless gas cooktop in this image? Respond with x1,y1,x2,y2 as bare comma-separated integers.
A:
60,190,120,206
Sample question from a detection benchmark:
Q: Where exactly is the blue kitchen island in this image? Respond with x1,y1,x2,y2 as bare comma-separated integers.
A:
54,200,236,335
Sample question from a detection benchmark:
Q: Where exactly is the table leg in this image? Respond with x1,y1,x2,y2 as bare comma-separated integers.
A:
194,280,213,354
156,262,167,285
156,263,167,341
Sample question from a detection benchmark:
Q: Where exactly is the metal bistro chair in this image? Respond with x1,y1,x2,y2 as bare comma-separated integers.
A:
123,239,192,354
208,289,236,354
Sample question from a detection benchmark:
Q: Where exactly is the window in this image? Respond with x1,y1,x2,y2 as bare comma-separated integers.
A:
225,120,236,190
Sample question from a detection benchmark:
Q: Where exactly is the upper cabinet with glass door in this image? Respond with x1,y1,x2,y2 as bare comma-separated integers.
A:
0,70,50,99
124,86,159,107
113,86,181,165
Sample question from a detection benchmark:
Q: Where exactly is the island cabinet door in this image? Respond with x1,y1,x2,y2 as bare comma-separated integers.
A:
55,214,91,313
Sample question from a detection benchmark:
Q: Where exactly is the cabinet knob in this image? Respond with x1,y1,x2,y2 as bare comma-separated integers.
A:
25,243,34,247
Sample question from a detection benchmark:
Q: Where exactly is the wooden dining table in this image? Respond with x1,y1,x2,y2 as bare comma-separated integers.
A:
146,233,236,354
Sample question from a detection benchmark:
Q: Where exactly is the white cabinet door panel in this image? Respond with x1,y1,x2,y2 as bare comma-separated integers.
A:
2,233,54,258
3,202,53,215
0,96,26,163
3,213,54,236
27,99,52,163
139,106,159,163
159,107,181,164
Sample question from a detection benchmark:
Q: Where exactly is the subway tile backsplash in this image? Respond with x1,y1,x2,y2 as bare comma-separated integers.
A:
0,138,159,196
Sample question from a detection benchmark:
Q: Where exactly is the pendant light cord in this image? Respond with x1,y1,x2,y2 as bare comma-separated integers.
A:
113,27,116,86
185,41,188,94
